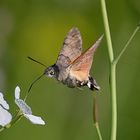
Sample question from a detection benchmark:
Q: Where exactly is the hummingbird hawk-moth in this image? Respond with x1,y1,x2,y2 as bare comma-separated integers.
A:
28,27,103,92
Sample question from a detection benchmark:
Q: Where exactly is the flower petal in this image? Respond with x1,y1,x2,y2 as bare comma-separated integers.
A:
15,86,20,99
15,99,32,114
0,92,9,110
0,106,12,127
24,114,45,125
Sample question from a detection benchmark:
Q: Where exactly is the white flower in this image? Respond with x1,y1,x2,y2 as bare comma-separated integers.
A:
15,86,45,125
0,92,12,127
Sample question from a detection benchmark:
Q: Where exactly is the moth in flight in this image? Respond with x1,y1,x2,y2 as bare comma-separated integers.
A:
28,27,103,92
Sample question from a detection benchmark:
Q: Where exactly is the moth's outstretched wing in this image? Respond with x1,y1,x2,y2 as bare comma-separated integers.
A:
69,35,103,81
56,27,82,68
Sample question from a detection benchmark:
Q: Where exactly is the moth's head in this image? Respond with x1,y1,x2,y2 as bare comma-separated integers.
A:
44,65,59,78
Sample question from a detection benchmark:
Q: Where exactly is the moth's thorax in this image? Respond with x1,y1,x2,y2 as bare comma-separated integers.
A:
57,66,70,82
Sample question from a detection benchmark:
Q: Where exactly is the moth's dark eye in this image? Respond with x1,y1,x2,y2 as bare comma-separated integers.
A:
50,70,55,75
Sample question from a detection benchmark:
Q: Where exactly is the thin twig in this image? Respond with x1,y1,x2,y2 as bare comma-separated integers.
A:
93,95,103,140
114,25,140,65
95,122,103,140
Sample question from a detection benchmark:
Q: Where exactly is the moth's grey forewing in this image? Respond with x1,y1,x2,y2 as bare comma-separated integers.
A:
56,27,82,68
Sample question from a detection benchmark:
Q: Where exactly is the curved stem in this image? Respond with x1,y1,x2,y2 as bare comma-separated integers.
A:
95,122,103,140
93,94,103,140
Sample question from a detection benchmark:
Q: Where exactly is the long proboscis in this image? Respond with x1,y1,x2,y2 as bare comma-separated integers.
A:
27,56,47,92
28,74,45,93
24,74,45,101
24,57,47,101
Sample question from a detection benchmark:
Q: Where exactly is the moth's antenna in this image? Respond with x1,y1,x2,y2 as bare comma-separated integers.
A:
24,73,45,101
27,56,46,67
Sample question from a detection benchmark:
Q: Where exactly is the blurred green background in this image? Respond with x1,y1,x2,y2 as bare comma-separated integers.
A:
0,0,140,139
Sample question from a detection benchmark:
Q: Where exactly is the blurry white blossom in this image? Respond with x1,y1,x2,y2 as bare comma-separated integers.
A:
15,86,45,125
0,92,12,127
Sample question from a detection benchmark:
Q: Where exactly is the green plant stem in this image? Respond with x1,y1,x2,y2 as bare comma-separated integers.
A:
0,127,4,132
93,95,103,140
10,111,23,127
95,122,103,140
110,64,117,140
100,0,114,62
100,0,117,140
0,110,23,133
114,25,140,65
